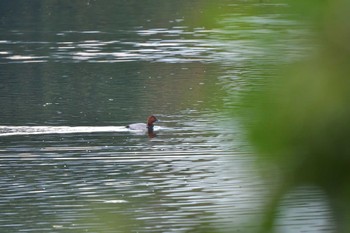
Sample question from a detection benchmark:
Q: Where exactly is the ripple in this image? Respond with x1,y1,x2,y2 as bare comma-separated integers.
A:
0,9,306,66
0,28,235,64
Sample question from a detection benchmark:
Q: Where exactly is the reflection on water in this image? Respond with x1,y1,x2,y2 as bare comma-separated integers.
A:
0,29,219,64
1,154,251,232
0,116,262,232
0,14,306,65
0,117,333,232
0,1,334,232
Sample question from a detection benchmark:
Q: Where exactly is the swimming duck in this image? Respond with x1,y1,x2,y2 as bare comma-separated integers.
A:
126,115,158,133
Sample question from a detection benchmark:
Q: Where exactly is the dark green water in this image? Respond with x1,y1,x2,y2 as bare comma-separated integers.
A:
0,1,334,232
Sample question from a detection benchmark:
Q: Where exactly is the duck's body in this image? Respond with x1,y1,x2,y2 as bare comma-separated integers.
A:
127,123,149,131
126,115,158,133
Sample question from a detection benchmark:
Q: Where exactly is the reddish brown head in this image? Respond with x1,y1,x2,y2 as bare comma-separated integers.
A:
147,115,158,127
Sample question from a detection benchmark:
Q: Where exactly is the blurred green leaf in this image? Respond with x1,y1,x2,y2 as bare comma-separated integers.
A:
241,0,350,232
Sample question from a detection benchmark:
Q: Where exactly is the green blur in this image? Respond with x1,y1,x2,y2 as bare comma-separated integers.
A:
241,0,350,232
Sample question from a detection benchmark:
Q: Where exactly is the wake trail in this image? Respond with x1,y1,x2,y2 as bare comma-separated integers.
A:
0,126,129,136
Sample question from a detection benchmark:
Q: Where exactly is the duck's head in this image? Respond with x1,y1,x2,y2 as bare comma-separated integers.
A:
147,115,158,126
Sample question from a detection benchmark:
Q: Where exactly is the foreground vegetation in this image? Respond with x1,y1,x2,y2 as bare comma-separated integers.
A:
241,0,350,232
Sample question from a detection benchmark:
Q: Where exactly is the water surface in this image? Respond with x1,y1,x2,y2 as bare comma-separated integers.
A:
0,1,334,232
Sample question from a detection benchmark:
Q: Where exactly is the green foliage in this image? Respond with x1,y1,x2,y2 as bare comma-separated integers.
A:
242,0,350,232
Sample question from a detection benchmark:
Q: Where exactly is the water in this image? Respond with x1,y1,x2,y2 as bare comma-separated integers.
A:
0,1,334,232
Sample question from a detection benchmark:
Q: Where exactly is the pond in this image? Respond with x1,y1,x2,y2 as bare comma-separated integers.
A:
0,1,334,232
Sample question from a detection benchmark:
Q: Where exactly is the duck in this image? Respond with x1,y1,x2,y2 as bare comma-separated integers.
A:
126,115,158,134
